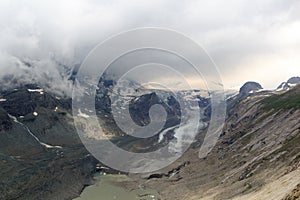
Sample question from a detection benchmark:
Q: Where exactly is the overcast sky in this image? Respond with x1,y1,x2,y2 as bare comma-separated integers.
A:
0,0,299,91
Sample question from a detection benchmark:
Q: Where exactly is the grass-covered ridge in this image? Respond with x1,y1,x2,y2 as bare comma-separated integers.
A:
262,85,300,111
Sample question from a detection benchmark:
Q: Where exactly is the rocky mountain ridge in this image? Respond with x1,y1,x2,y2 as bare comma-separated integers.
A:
0,77,299,199
277,77,300,91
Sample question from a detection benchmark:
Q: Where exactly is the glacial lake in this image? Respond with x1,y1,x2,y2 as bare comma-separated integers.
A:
73,174,159,200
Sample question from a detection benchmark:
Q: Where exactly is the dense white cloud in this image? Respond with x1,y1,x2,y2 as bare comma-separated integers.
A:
0,0,299,92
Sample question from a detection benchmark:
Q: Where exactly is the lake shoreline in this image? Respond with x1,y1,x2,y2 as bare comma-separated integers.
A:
74,173,160,200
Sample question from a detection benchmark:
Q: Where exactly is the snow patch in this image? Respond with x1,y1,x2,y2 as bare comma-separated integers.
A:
78,109,90,118
288,83,297,87
249,89,265,94
276,87,284,92
28,89,44,94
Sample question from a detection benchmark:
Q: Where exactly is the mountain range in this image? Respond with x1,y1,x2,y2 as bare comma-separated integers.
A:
0,76,299,199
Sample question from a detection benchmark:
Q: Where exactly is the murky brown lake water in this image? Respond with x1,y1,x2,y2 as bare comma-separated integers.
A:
74,174,158,200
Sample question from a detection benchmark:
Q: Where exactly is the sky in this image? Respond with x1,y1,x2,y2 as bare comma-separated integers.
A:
0,0,299,92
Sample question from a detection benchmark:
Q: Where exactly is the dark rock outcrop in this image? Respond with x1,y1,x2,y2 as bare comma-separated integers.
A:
0,86,97,200
277,76,300,90
238,81,263,98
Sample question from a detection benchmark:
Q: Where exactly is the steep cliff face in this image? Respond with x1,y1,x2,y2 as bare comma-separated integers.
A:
132,84,300,200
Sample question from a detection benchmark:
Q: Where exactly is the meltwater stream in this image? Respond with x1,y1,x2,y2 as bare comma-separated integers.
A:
8,114,62,149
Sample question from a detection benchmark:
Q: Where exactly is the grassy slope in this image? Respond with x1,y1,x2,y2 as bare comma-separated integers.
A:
262,85,300,111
